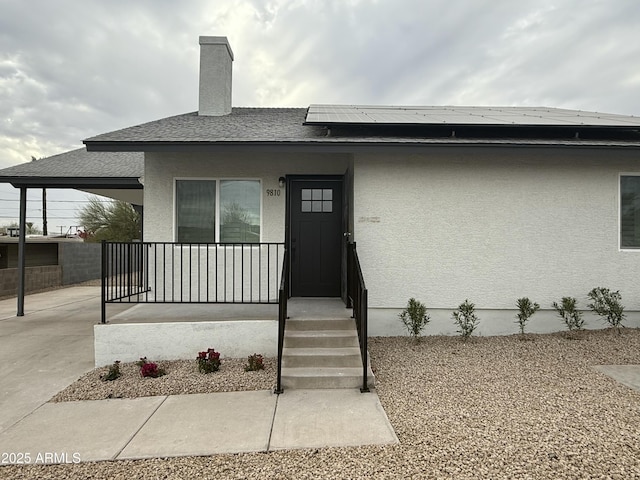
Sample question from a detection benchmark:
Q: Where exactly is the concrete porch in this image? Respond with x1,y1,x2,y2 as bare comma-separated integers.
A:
96,298,374,390
104,297,353,323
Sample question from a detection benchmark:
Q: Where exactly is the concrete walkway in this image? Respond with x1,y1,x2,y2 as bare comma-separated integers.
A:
0,287,398,465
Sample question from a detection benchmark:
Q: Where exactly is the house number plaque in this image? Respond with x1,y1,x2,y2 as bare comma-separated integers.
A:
266,189,281,196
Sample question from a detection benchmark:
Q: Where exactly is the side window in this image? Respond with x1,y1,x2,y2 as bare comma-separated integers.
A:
621,175,640,249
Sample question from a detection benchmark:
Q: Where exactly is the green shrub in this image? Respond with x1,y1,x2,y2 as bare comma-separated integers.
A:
552,297,584,333
244,353,265,372
515,297,540,336
587,287,625,333
399,298,430,342
452,299,479,341
101,360,121,382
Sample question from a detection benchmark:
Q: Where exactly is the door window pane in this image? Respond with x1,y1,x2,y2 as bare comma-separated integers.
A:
301,188,333,213
176,180,216,242
220,180,261,243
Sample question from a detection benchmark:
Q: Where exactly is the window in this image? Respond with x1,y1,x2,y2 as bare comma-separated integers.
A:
301,188,333,213
176,179,261,243
176,180,216,242
621,175,640,249
220,180,261,242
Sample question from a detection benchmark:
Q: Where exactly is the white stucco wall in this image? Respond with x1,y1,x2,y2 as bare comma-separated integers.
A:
138,147,640,338
94,320,276,367
354,147,640,335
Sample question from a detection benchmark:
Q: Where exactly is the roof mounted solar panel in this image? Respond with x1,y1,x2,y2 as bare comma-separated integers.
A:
304,104,640,128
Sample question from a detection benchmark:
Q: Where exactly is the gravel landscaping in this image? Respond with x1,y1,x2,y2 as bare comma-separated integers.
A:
3,328,640,479
51,358,276,402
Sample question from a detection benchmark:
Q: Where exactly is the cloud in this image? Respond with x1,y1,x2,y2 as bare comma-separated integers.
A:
0,0,639,173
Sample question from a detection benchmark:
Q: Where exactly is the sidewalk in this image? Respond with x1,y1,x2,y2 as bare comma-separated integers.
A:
0,287,398,465
0,389,397,464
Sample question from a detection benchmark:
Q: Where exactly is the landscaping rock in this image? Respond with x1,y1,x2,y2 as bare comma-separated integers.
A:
3,328,640,479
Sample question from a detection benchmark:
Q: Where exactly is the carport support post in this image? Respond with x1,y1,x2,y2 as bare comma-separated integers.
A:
17,187,27,316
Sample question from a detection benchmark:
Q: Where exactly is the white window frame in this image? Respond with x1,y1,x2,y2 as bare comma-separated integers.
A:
174,177,262,243
619,173,640,252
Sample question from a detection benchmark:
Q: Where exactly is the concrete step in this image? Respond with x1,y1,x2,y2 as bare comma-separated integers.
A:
281,366,376,390
283,330,360,348
286,318,355,331
282,347,362,368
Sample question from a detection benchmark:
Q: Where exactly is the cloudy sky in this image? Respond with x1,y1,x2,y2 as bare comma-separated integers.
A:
1,0,639,229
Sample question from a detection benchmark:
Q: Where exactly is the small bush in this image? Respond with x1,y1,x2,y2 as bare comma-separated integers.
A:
587,287,625,333
197,348,221,374
515,297,540,336
452,299,479,341
101,361,121,382
552,297,584,333
399,298,430,342
245,353,265,372
137,357,166,378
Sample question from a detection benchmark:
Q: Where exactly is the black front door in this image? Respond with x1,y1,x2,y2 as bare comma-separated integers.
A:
290,177,343,297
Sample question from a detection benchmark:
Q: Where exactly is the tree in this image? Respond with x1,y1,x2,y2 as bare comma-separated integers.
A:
78,196,141,242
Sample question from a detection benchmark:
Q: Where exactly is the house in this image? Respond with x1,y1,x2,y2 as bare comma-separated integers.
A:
3,36,640,388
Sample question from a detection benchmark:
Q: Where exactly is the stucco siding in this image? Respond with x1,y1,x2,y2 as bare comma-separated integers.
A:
354,147,640,319
144,151,351,243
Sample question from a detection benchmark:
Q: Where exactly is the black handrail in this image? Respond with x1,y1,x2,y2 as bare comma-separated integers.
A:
348,241,369,393
275,248,289,394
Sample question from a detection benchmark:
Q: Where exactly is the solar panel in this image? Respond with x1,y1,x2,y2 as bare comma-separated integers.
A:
305,104,640,127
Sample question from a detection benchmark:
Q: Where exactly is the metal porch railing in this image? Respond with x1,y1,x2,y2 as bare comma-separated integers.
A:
101,241,285,324
275,248,289,394
347,241,370,393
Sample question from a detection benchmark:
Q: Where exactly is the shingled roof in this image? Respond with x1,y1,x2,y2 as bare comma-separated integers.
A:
83,106,640,152
85,108,319,144
0,148,143,188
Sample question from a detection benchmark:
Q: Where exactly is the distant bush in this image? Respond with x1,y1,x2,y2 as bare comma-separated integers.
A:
587,287,625,334
452,299,479,341
515,297,540,336
552,297,584,334
399,298,430,342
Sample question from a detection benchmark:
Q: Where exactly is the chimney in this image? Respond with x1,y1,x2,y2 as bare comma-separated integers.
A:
198,36,234,116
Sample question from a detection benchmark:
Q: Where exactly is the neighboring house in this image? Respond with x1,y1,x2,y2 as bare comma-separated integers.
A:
2,36,640,375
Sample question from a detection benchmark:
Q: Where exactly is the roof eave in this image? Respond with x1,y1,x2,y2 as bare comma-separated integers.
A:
0,177,143,189
84,139,640,153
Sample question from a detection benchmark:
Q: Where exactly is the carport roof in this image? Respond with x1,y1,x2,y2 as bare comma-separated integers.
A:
0,148,143,189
